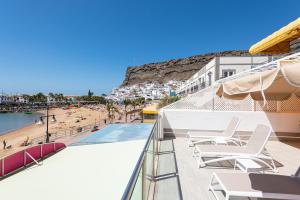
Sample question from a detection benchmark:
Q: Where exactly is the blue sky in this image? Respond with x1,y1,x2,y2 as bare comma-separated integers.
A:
0,0,299,95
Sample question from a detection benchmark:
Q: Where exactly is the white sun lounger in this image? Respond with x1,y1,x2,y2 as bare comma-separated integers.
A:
195,124,277,172
187,117,240,147
209,172,300,200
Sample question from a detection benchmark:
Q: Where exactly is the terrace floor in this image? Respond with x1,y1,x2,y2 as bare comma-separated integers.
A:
154,136,300,200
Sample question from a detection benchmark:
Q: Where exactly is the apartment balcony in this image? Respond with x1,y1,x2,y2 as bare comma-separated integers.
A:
125,116,300,200
123,52,300,200
154,135,300,200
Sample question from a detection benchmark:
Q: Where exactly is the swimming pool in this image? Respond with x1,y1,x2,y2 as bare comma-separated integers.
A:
73,124,154,145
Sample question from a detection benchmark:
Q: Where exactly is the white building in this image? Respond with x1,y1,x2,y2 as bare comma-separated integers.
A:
108,80,183,101
0,95,29,104
0,96,9,104
15,96,29,104
177,55,278,95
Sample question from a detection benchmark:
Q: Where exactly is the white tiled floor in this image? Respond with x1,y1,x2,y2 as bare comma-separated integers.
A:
154,136,300,200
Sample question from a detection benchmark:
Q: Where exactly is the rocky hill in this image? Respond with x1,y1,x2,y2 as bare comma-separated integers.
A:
121,50,250,86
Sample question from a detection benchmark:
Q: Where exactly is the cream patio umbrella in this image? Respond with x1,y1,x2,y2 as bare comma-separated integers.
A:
216,61,300,104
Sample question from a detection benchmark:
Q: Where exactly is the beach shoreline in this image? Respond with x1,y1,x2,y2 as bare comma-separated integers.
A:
0,106,112,158
0,111,43,136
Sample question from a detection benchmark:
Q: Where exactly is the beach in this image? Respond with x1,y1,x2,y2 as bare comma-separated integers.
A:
0,106,111,157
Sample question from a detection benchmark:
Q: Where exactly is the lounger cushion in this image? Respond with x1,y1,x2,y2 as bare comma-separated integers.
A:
216,173,300,197
196,145,250,155
188,131,226,138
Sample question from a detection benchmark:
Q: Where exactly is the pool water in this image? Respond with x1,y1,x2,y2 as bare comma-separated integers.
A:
73,124,154,145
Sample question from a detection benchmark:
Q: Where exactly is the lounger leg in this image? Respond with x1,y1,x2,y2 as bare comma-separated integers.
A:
187,135,193,147
234,159,237,171
192,147,197,157
197,153,204,168
198,156,242,168
225,194,230,200
208,174,218,200
255,156,278,173
270,158,278,173
260,149,278,173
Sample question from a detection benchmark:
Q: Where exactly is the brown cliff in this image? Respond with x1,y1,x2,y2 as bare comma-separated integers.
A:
122,50,250,86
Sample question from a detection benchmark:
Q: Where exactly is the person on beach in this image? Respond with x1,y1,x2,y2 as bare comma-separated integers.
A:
3,140,7,150
24,136,30,146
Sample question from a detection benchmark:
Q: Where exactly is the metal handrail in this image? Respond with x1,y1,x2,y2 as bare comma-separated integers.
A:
121,121,158,200
31,121,103,144
25,151,42,166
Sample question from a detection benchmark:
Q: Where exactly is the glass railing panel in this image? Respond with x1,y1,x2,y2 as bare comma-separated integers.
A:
144,134,154,199
124,121,159,200
130,167,143,200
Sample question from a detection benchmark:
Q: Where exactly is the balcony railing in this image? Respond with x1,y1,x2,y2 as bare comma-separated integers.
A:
122,120,160,200
217,52,300,84
167,52,300,111
0,142,66,178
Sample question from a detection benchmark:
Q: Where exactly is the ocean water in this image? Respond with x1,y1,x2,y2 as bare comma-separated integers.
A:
0,113,42,135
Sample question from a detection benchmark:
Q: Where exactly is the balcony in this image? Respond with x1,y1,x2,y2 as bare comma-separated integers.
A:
154,136,300,200
125,52,300,200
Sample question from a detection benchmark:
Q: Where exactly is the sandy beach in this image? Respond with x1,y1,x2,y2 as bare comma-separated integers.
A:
0,106,111,157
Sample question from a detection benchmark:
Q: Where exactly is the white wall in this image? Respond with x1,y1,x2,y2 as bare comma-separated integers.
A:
219,64,252,76
161,109,300,134
178,56,270,94
219,56,269,64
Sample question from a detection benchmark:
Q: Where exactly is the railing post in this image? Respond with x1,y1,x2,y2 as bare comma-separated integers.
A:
212,90,215,111
40,144,43,158
154,125,157,169
252,99,256,112
142,152,147,200
24,149,26,166
2,158,4,176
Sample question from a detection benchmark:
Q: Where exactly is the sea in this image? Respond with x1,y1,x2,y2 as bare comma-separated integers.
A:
0,112,42,135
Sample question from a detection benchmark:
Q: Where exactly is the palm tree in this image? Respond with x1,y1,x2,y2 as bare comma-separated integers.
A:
106,101,120,123
123,99,131,123
34,92,47,103
58,93,64,102
48,92,55,103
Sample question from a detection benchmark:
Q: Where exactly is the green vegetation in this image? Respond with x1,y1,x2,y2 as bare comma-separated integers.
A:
77,95,106,103
29,92,47,103
88,89,94,98
48,93,66,102
158,96,180,108
122,97,145,122
77,90,107,104
106,100,120,123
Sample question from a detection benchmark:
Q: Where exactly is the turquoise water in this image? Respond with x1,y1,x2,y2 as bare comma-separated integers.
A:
0,113,42,135
73,124,154,145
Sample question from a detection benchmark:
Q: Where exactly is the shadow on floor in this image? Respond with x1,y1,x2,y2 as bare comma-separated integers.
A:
197,154,283,172
282,141,300,149
154,136,183,200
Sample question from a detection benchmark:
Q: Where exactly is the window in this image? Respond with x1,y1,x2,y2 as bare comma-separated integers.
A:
207,72,212,86
222,69,236,78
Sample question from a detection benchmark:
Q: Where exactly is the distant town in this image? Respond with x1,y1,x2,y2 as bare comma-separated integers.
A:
107,80,184,101
0,80,184,107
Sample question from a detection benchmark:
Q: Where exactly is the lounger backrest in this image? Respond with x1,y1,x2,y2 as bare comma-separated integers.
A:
295,167,300,178
245,124,272,155
223,117,240,137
